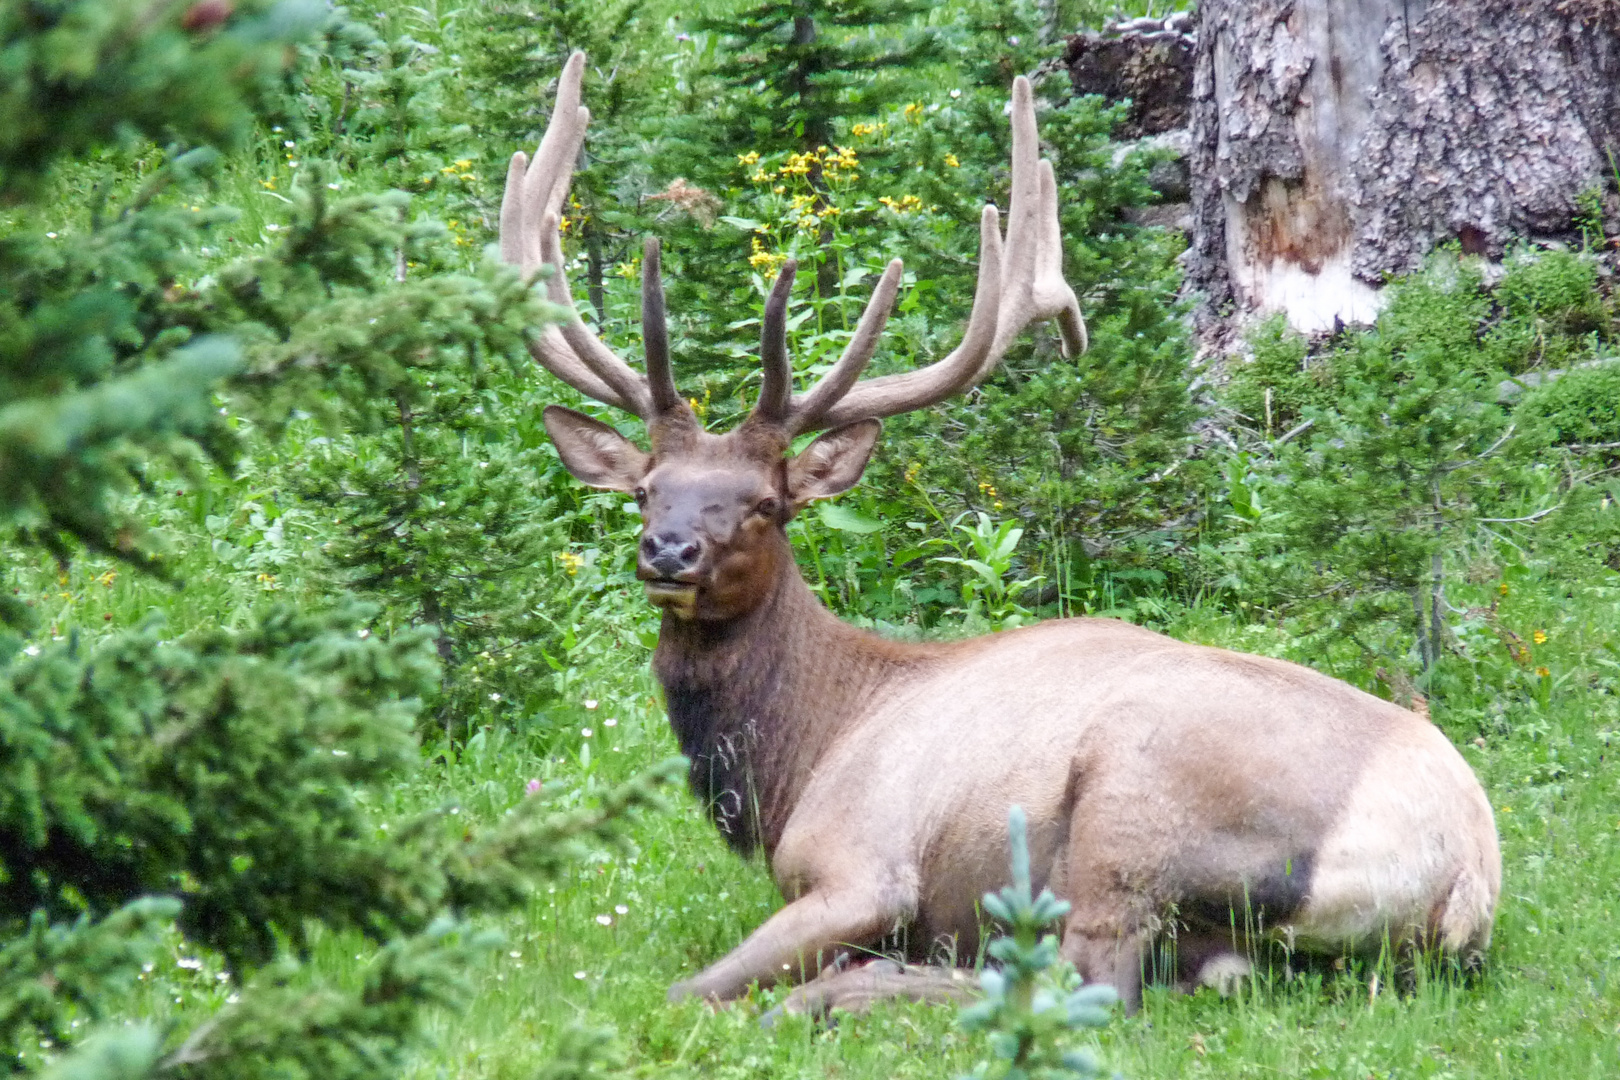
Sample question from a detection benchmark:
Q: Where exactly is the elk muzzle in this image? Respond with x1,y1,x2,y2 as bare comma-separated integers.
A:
638,531,702,618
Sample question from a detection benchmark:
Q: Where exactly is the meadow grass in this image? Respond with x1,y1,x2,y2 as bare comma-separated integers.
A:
16,479,1620,1078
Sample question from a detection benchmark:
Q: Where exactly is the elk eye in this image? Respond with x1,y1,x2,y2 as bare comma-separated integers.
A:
633,487,647,505
755,496,779,518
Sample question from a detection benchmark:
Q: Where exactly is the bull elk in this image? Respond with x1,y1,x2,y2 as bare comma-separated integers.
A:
502,53,1501,1014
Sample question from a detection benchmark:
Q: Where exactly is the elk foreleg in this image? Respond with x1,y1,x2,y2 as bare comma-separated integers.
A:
667,885,911,1003
1061,924,1147,1015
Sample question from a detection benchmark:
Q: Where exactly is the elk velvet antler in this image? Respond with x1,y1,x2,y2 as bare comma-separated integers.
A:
498,51,1088,436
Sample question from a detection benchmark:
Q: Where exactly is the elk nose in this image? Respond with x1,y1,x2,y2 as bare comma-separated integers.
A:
641,533,701,577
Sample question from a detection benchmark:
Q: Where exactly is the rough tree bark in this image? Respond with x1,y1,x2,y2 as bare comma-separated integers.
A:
1185,0,1620,334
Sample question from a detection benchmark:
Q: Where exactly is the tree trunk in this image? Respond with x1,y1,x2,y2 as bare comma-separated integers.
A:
1186,0,1620,334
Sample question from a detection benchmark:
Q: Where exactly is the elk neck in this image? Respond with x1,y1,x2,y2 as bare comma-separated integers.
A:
653,528,937,858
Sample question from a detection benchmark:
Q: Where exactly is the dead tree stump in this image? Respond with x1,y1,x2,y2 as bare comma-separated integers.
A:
1181,0,1620,333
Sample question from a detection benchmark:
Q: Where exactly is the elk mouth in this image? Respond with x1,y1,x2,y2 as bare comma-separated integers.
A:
642,579,699,619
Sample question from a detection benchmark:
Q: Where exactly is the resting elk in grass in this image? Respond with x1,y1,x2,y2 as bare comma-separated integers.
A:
503,53,1501,1014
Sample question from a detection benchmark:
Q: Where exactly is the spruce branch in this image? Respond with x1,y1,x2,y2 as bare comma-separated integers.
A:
959,807,1119,1080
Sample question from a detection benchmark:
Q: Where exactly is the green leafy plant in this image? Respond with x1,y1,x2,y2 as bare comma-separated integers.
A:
930,512,1044,630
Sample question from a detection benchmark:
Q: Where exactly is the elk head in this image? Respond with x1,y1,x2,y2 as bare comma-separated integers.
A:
502,52,1087,623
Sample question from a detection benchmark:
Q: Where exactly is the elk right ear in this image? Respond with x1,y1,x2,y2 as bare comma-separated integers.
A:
785,419,883,507
542,405,650,492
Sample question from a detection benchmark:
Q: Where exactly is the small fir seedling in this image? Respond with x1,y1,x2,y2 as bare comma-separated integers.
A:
959,806,1120,1080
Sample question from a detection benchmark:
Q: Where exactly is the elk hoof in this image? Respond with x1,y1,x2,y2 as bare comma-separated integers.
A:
667,978,733,1009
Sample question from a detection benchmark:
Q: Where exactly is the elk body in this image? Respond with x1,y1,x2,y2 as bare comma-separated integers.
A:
504,54,1501,1013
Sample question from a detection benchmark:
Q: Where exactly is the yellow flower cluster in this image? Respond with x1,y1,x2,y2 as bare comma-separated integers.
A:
904,461,922,483
614,256,640,280
978,480,1003,511
439,158,476,182
903,102,925,124
944,153,960,168
556,551,584,576
823,145,858,178
446,218,470,247
749,236,787,276
850,122,887,139
878,194,926,215
745,146,860,184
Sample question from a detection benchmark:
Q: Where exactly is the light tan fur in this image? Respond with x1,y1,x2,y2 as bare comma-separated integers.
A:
656,591,1500,1010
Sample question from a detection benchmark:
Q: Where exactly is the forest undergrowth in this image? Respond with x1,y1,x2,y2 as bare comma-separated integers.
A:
4,0,1620,1078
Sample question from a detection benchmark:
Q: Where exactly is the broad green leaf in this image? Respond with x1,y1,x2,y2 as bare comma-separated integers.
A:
817,503,884,533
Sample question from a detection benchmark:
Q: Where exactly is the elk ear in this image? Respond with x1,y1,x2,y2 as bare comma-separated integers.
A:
543,405,650,492
785,419,882,507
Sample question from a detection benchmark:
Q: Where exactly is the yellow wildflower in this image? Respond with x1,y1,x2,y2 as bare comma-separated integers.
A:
904,461,922,483
944,153,960,168
1532,629,1547,644
748,237,786,276
851,123,876,138
737,150,760,165
751,169,773,184
780,152,815,177
556,551,584,576
96,571,117,587
903,102,925,124
1535,665,1551,677
260,178,276,189
613,257,640,280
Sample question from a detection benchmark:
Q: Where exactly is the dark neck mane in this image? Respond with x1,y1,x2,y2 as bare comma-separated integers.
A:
653,534,933,857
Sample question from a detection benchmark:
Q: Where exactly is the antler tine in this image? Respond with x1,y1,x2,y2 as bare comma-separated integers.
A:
780,75,1087,435
784,259,903,435
752,260,798,424
1037,158,1088,358
806,208,1003,432
642,238,681,414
